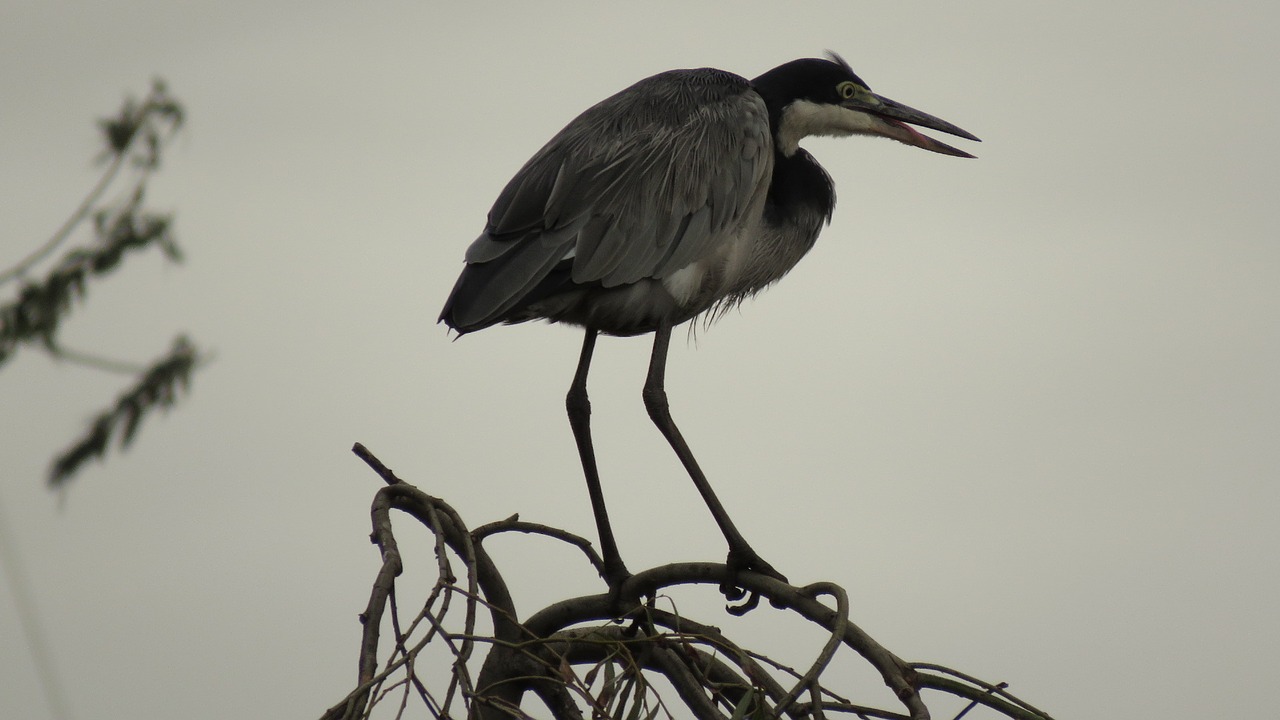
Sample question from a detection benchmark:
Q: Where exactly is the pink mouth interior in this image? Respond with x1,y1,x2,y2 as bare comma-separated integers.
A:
886,118,933,148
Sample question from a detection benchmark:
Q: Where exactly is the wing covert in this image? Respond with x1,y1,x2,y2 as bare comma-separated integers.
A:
467,68,773,295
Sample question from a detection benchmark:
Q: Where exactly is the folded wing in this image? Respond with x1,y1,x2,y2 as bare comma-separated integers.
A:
441,68,772,332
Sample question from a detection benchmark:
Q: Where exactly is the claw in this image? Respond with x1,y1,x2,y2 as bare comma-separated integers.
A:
726,591,762,616
719,547,789,614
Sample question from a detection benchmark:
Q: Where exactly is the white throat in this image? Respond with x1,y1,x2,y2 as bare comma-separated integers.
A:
775,99,877,157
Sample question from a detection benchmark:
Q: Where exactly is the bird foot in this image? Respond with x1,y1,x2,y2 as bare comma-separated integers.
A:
721,547,789,615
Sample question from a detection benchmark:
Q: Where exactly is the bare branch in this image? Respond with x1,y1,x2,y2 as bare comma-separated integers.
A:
329,449,1056,720
472,518,607,578
912,665,1054,720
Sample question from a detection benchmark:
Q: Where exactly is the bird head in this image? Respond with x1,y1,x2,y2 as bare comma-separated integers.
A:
753,52,979,158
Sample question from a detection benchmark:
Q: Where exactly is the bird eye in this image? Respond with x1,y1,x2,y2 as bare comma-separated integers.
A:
837,81,859,99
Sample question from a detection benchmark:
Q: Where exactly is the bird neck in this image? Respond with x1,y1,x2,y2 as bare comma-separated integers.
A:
765,148,835,226
773,100,864,158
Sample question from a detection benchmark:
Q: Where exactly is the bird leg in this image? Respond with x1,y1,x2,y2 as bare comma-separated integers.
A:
566,329,633,596
641,324,789,597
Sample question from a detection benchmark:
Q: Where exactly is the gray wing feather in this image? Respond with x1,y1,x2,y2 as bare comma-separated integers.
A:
458,68,771,320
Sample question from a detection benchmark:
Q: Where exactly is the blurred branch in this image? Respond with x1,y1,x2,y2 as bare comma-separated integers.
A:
0,153,126,287
0,183,180,365
0,78,182,287
46,343,148,375
0,78,190,720
0,488,74,720
0,78,202,488
47,335,201,487
325,444,1058,720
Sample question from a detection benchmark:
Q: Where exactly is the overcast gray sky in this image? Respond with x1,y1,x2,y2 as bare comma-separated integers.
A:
2,2,1277,718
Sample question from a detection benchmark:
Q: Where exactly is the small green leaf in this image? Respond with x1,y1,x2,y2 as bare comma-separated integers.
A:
729,689,755,720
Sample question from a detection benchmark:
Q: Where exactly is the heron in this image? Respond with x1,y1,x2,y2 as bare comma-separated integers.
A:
440,53,978,599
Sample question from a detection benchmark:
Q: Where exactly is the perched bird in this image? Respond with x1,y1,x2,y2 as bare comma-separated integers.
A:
440,53,977,598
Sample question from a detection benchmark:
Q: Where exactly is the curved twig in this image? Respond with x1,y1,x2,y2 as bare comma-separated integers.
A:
0,155,126,285
472,518,606,577
773,581,849,716
349,445,524,720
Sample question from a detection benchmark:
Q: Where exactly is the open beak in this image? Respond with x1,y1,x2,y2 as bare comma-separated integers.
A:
845,93,980,158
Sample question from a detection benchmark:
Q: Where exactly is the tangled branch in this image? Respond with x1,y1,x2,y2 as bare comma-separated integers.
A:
324,444,1056,720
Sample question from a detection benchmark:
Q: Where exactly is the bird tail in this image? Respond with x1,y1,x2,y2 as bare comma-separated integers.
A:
438,237,571,333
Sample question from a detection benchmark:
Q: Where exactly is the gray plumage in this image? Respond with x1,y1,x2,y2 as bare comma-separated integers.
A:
438,55,978,596
442,68,818,336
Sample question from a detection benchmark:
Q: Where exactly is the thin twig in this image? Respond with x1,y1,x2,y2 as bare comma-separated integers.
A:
0,488,74,720
46,342,148,374
911,666,1053,720
353,442,402,486
952,682,1006,720
0,154,126,285
773,581,849,716
472,518,606,577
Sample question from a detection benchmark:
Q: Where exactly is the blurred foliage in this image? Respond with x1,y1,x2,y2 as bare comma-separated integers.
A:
48,336,198,488
0,186,179,363
0,79,202,487
96,79,184,167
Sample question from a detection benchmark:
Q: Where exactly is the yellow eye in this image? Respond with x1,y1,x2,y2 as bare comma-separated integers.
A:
837,81,859,99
